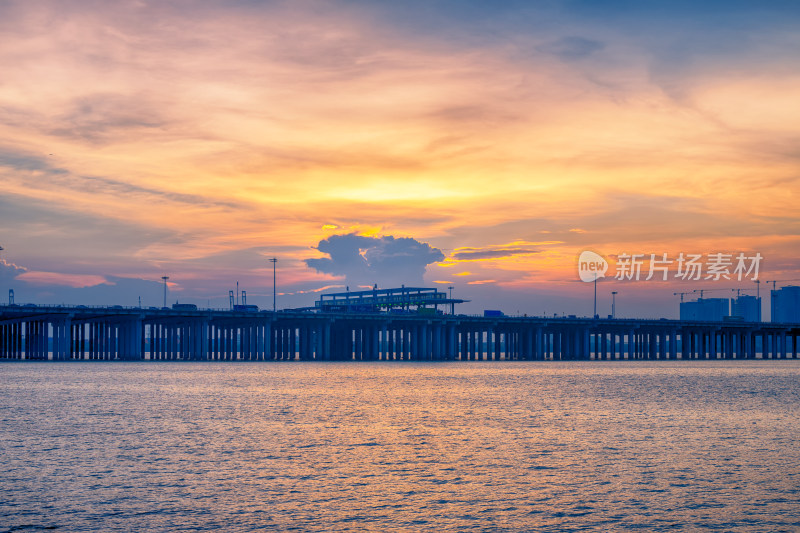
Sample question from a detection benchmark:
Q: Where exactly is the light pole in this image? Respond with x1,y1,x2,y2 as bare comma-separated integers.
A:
593,275,598,319
161,276,169,308
611,291,617,319
755,279,761,322
269,258,277,313
0,245,6,305
448,285,454,315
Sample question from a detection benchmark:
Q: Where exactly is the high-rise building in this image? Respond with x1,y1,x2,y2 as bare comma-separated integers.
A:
732,294,761,322
771,286,800,323
679,298,729,321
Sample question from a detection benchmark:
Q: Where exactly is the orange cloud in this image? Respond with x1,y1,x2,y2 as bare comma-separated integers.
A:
16,271,109,288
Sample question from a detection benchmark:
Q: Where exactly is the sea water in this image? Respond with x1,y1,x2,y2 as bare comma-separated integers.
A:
1,361,799,532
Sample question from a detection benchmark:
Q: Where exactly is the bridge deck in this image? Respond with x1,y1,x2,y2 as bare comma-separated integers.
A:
1,305,798,361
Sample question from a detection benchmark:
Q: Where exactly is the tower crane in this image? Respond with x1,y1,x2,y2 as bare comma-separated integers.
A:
765,279,800,291
673,291,693,302
693,288,735,299
734,287,759,297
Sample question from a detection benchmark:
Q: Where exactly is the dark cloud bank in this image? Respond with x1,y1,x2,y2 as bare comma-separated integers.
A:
306,233,444,287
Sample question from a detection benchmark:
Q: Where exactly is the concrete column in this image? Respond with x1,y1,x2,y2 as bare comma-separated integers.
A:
369,325,378,360
553,331,561,361
75,322,82,360
38,322,44,359
129,320,141,360
421,324,428,360
195,321,207,361
353,327,361,360
249,324,257,360
431,324,440,360
309,324,317,360
253,323,262,360
711,330,719,359
407,325,416,360
309,323,318,360
263,321,272,360
382,326,389,360
319,322,328,360
658,332,666,359
100,322,106,360
35,321,42,359
297,325,305,360
241,324,249,360
148,323,154,360
727,332,734,359
33,321,40,359
207,325,214,360
51,321,59,360
93,322,99,360
119,322,128,360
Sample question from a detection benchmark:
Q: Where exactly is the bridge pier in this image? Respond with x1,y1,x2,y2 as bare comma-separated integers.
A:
1,306,799,363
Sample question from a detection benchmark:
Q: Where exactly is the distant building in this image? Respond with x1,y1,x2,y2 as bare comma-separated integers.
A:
731,295,761,322
771,286,800,323
680,298,729,321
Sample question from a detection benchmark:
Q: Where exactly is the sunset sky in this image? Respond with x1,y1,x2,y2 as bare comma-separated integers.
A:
1,0,799,317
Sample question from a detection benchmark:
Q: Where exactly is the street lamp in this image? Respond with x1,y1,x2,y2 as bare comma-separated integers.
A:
448,285,454,315
755,279,761,322
0,245,7,305
593,274,598,319
269,258,277,313
611,291,618,319
161,276,169,308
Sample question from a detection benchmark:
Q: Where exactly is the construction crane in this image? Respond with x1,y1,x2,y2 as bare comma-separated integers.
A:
693,288,735,299
731,282,763,298
765,279,800,291
673,291,693,302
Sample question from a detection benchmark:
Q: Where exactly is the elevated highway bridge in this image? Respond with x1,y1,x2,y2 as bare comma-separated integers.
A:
1,304,799,361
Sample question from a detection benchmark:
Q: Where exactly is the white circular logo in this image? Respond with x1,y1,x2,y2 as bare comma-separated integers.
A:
578,250,608,282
